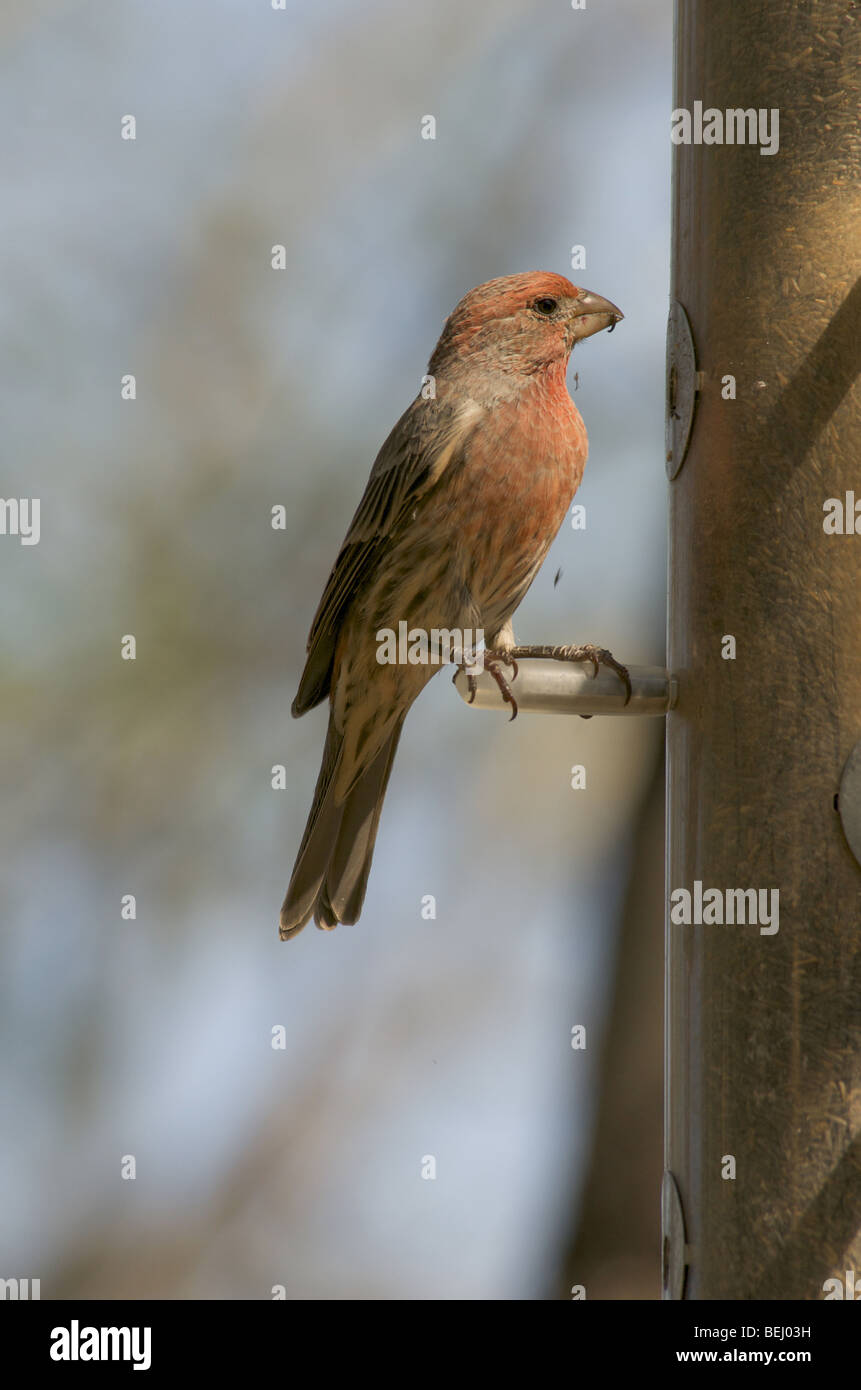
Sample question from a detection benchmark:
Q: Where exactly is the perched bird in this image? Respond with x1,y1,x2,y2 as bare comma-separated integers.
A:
280,271,626,940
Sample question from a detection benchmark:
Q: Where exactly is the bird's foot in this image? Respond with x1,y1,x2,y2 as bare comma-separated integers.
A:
452,648,520,720
507,643,632,705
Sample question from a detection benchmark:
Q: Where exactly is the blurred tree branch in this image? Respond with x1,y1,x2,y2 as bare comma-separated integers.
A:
556,735,664,1299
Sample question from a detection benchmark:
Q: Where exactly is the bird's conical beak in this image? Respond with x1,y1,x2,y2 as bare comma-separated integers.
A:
569,288,624,341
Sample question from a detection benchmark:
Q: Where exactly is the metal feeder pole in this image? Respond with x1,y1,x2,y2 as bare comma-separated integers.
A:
665,0,861,1300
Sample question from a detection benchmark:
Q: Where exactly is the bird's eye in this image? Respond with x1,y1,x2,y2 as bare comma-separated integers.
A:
533,296,558,315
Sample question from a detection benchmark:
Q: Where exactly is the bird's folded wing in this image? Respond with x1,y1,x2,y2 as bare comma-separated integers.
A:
292,393,483,715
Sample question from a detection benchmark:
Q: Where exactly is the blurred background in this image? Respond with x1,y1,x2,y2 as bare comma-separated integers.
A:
0,0,670,1299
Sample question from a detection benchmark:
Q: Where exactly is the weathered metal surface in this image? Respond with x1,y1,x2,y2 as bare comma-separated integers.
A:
666,0,861,1299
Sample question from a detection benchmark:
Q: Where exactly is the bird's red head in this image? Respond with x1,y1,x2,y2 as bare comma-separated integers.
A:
429,271,623,379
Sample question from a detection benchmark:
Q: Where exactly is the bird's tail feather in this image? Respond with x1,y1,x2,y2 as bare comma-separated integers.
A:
279,711,405,939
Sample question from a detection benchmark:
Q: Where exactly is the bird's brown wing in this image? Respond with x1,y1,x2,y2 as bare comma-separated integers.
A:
292,392,481,715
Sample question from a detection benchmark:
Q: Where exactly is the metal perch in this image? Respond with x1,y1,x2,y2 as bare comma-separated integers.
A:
453,659,673,718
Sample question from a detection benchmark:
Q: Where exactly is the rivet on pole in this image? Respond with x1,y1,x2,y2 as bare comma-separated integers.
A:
837,737,861,869
661,1169,688,1301
665,300,699,480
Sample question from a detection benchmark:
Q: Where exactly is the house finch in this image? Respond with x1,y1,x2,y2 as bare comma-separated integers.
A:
280,271,624,940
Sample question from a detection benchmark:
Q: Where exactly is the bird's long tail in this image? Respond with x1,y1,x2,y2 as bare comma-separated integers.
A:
279,710,405,939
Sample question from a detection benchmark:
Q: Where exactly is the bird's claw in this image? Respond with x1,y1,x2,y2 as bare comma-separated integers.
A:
562,644,632,704
453,663,479,705
506,642,632,705
454,648,520,720
484,649,519,720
